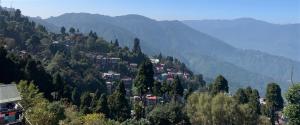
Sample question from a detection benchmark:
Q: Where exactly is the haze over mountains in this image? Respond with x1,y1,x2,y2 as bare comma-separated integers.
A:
183,18,300,61
30,13,300,92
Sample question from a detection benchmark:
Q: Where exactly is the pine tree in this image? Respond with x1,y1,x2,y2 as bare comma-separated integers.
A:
211,75,229,95
153,81,162,96
234,88,248,104
171,76,184,97
249,89,261,115
60,27,66,34
133,59,154,95
266,83,284,111
95,94,109,117
52,73,64,100
265,83,284,125
69,27,76,34
132,38,142,54
114,39,119,47
108,82,130,122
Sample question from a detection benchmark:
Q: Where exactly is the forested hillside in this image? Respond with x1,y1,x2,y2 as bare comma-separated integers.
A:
38,13,300,92
1,8,299,125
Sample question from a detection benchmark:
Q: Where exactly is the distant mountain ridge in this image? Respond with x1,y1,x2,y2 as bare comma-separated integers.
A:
182,18,300,61
33,13,300,92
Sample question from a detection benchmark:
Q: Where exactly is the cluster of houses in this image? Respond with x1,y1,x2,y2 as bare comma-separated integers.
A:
150,58,191,83
99,57,192,107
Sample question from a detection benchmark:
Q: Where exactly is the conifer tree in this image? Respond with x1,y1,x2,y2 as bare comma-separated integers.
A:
211,75,229,95
133,59,154,95
171,76,184,97
108,82,130,122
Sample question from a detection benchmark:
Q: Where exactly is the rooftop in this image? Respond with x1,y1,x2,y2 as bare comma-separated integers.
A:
0,84,21,104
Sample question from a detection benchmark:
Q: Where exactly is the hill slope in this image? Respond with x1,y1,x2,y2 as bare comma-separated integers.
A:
182,18,300,61
42,13,300,92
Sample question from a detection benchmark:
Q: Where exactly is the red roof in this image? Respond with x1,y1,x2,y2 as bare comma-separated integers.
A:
146,96,157,100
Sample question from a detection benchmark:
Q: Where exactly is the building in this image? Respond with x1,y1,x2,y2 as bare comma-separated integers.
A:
0,84,23,124
102,71,121,81
150,58,160,64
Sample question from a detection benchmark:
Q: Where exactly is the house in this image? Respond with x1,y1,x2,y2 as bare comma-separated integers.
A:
102,71,121,81
145,94,163,106
129,63,138,70
0,84,23,124
259,98,266,105
150,58,159,64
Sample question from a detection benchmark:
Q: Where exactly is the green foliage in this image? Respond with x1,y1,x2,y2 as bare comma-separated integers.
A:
186,93,261,125
81,113,120,125
133,101,145,120
121,118,150,125
285,83,300,104
153,81,162,96
211,75,229,95
17,81,66,125
265,83,284,112
239,104,260,125
171,76,184,97
234,88,248,104
132,38,142,54
284,83,300,125
69,27,75,34
108,82,131,122
17,80,44,109
60,26,66,34
94,94,110,116
234,87,261,115
147,102,190,125
134,59,154,95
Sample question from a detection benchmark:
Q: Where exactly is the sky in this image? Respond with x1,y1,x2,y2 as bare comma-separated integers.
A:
1,0,300,24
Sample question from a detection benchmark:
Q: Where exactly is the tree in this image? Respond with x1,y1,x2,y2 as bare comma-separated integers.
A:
14,9,21,20
133,101,145,120
147,102,189,125
239,104,260,125
266,83,284,111
17,80,44,109
52,73,65,100
81,113,119,125
195,74,206,88
60,27,66,34
234,88,248,104
171,76,184,97
108,82,131,122
17,81,64,125
248,89,261,115
186,93,245,125
132,38,142,54
211,75,229,95
26,35,41,46
69,27,75,34
161,80,170,95
265,83,284,125
133,60,154,95
114,39,119,47
153,81,162,96
283,83,300,125
80,92,93,114
95,94,110,116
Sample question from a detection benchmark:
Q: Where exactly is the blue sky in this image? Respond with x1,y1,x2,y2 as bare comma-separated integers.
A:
1,0,300,24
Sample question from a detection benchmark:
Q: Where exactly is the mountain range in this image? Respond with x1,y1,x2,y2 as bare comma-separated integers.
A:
29,13,300,93
183,18,300,61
